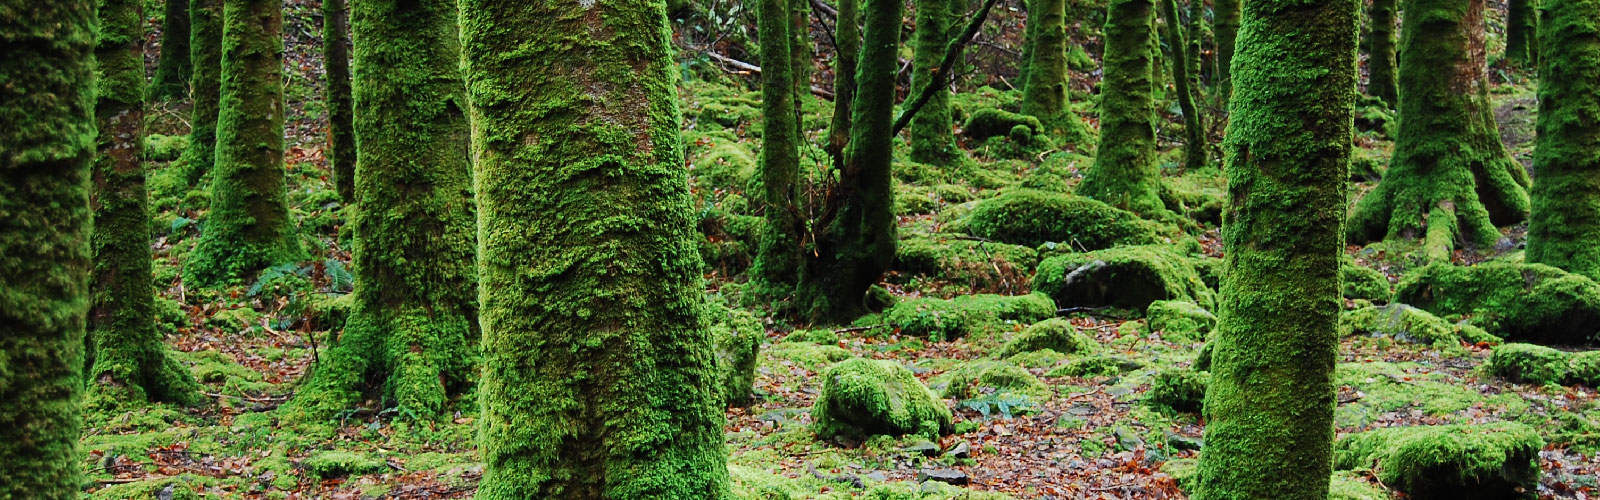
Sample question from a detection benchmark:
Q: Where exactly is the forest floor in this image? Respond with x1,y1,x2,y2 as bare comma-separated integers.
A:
85,1,1600,498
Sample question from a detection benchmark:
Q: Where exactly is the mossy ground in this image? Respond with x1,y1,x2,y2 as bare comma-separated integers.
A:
82,2,1600,498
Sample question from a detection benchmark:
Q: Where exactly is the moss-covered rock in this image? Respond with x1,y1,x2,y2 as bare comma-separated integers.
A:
1342,260,1392,302
1047,355,1145,377
1033,245,1216,312
964,189,1166,248
1145,300,1215,343
811,358,953,441
88,475,204,500
939,360,1050,400
894,235,1038,287
963,108,1045,141
1486,343,1600,387
302,450,389,479
1328,471,1389,500
1145,368,1207,413
1395,261,1600,344
1332,423,1542,500
764,342,854,373
1340,304,1499,348
691,140,758,193
882,293,1056,341
993,318,1098,358
709,302,763,406
143,133,190,161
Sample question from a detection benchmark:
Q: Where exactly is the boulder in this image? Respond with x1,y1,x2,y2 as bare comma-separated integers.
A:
811,358,953,440
1395,262,1600,344
883,293,1055,341
994,318,1099,358
963,189,1166,249
1034,245,1216,312
1333,423,1541,500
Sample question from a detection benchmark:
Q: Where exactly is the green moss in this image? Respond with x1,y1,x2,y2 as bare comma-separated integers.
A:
1332,423,1541,500
693,141,758,192
752,0,804,297
882,293,1056,341
1327,472,1388,500
1366,0,1399,105
1334,361,1529,428
1146,300,1215,343
909,0,961,165
962,108,1045,141
1020,0,1093,148
151,0,192,100
765,341,854,373
1569,351,1600,387
938,360,1050,400
303,450,389,479
143,134,190,161
1341,259,1392,302
460,0,730,495
1394,261,1600,344
0,1,97,495
709,300,763,406
89,475,205,500
894,235,1037,288
1525,0,1600,283
1340,304,1499,349
1047,355,1142,377
994,317,1099,358
1486,343,1569,385
1158,0,1204,171
1006,349,1068,369
1034,245,1215,312
1076,0,1164,217
181,0,222,183
1145,368,1207,413
811,358,953,441
1505,0,1537,65
964,189,1165,248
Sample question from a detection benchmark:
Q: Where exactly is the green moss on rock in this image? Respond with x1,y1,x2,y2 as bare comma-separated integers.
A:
709,301,763,406
1340,304,1499,348
1487,343,1600,387
883,293,1056,341
1146,368,1207,413
811,358,953,441
1332,423,1542,500
994,317,1098,358
939,360,1050,400
1146,300,1215,343
1394,261,1600,344
1034,245,1216,312
303,450,389,479
895,235,1039,285
963,108,1045,141
1342,260,1392,302
964,189,1166,248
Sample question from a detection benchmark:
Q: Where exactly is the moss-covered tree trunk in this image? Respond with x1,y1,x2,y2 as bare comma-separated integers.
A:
792,0,813,109
0,1,95,495
1186,0,1204,86
910,0,960,164
1076,0,1163,216
1160,0,1204,171
1019,0,1039,89
324,0,355,203
1212,0,1239,97
1346,0,1530,259
802,0,901,322
152,0,192,99
88,0,202,407
1021,0,1093,147
1506,0,1537,66
182,0,223,183
189,0,304,286
1194,0,1356,497
460,0,731,496
1367,0,1399,106
1525,0,1600,281
754,0,805,296
826,0,860,167
285,0,477,422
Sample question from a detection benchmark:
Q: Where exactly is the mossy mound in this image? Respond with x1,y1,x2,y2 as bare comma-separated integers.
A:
1342,259,1393,302
1146,300,1215,343
709,301,764,406
1046,355,1145,377
1033,245,1216,312
302,450,389,479
764,342,854,373
1145,368,1208,413
939,360,1050,401
883,293,1056,341
963,189,1166,249
1328,471,1390,500
895,235,1039,285
963,108,1045,141
1333,423,1542,500
143,133,190,162
1395,261,1600,344
1340,304,1499,348
993,318,1099,358
690,140,758,192
1486,343,1600,387
811,358,953,441
88,475,205,500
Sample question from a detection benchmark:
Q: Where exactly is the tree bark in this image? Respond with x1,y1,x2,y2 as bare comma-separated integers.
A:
153,0,193,99
1160,0,1204,171
460,0,732,496
1193,0,1356,497
1506,0,1538,66
1525,0,1600,281
324,0,356,203
1077,0,1163,216
1021,0,1093,147
1212,0,1239,96
182,0,223,183
1367,0,1399,105
0,1,96,496
826,0,860,168
753,0,806,297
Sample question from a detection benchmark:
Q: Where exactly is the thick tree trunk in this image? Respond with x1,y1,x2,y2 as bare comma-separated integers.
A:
0,1,96,496
1367,0,1399,106
1525,0,1600,281
89,0,201,407
1021,0,1093,147
324,0,355,203
182,0,223,183
1505,0,1537,66
460,0,731,496
1077,0,1163,216
153,0,193,99
801,0,901,322
1160,0,1204,171
909,0,960,165
189,0,304,286
1346,0,1529,259
754,0,805,297
826,0,860,168
1193,0,1356,497
285,0,478,422
1212,0,1239,96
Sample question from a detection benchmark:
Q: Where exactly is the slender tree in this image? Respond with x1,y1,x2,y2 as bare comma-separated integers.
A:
800,0,902,322
460,0,731,496
1213,0,1239,96
324,0,355,202
1186,0,1204,87
1019,0,1039,87
1346,0,1530,260
88,0,202,406
1194,0,1356,497
1367,0,1399,105
181,0,223,183
1506,0,1537,66
285,0,477,422
1525,0,1600,281
1077,0,1163,216
152,0,193,99
0,1,96,495
910,0,961,164
1021,0,1093,146
188,0,305,286
1160,0,1204,170
792,0,813,109
826,0,860,167
754,0,805,295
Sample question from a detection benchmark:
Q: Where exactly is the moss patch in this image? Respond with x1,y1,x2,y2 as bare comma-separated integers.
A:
1033,245,1216,312
1333,423,1542,500
963,189,1167,249
1395,261,1600,344
811,358,953,441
